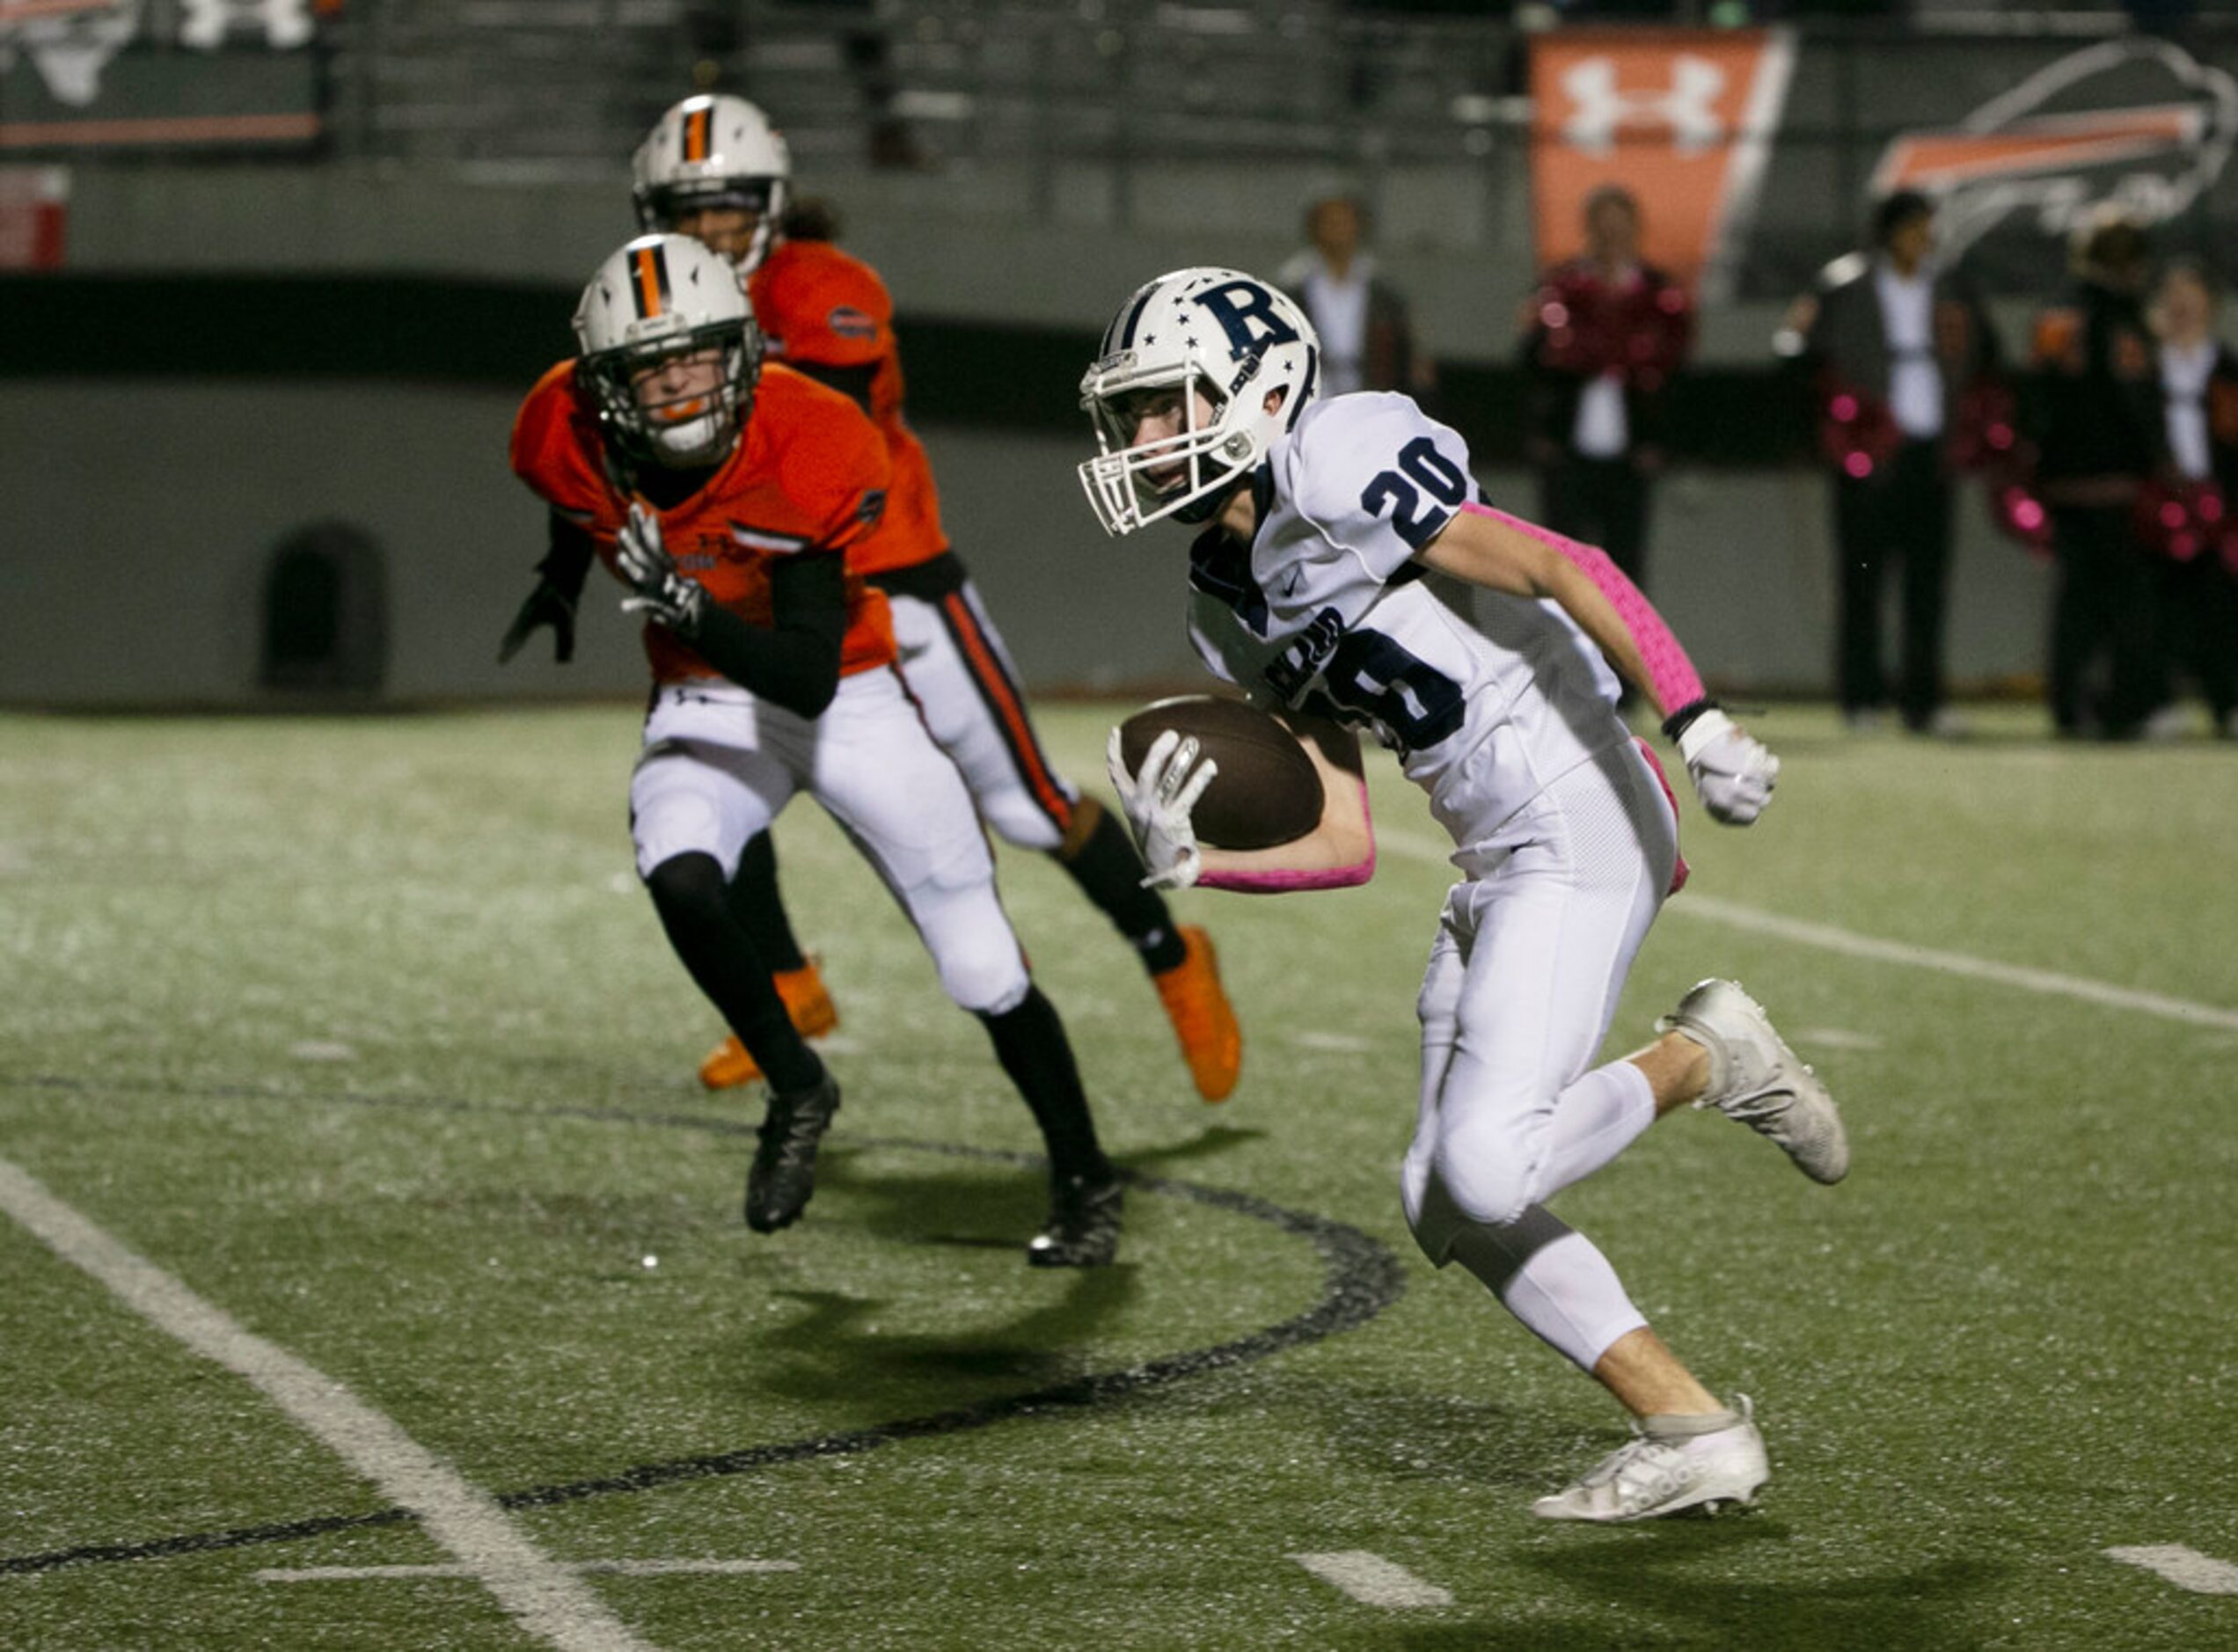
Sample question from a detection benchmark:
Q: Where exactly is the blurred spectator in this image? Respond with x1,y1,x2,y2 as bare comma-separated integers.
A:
1277,195,1433,400
1781,190,2000,735
1518,184,1693,596
2023,211,2162,740
2139,259,2238,736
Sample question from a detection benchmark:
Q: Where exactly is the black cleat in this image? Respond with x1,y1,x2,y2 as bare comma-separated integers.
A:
744,1071,841,1233
1027,1171,1123,1267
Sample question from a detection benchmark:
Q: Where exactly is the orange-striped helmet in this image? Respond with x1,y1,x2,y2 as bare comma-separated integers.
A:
573,234,763,469
632,95,791,276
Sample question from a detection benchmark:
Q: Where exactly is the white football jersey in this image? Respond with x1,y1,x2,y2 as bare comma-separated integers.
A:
1185,392,1627,847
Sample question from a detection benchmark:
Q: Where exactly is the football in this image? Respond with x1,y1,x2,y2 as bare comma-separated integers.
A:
1115,695,1324,851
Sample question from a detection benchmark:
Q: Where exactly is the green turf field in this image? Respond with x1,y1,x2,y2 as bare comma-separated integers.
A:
2,703,2233,1650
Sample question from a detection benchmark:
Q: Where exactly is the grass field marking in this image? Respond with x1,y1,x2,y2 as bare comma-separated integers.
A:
0,1102,1407,1579
2105,1546,2238,1596
1289,1550,1454,1608
258,1561,800,1583
1375,830,2238,1032
1671,894,2238,1031
0,1153,655,1652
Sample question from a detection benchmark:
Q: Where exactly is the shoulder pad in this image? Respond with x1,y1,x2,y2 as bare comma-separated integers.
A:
509,361,606,512
754,241,893,368
1280,393,1476,567
754,368,892,550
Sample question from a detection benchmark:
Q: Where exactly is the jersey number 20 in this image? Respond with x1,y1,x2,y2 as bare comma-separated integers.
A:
1360,436,1471,551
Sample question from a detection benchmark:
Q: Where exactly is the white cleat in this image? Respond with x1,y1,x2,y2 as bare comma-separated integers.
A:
1531,1396,1769,1524
1658,979,1849,1185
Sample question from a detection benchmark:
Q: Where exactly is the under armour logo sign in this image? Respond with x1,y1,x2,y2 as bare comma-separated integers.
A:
179,0,315,48
1561,55,1726,157
1191,281,1300,359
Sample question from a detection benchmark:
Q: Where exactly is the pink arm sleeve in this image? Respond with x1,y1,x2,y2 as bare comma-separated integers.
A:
1459,501,1706,715
1199,778,1377,893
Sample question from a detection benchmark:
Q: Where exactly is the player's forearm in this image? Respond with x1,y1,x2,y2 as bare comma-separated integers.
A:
1198,712,1375,893
1457,502,1706,719
538,513,597,605
682,555,849,717
687,606,843,716
1197,781,1375,892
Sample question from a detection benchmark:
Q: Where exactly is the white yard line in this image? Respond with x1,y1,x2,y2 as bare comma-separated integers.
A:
1290,1550,1453,1608
260,1561,798,1583
0,1155,654,1652
1377,829,2238,1031
1671,895,2238,1032
2106,1546,2238,1596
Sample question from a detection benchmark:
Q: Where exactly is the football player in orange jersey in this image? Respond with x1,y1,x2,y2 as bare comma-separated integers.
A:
612,93,1243,1106
507,233,1122,1264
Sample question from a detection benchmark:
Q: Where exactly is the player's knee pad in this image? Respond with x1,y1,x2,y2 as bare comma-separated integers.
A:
642,852,730,943
929,931,1031,1015
1400,1144,1457,1266
1430,1110,1544,1232
978,789,1068,854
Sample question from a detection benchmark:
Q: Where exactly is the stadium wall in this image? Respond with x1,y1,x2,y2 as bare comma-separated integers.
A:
0,368,2050,709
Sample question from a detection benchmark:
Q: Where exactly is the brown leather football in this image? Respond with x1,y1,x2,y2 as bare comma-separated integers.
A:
1116,695,1324,850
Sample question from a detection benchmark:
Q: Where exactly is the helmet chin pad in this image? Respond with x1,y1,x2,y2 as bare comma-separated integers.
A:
645,411,734,467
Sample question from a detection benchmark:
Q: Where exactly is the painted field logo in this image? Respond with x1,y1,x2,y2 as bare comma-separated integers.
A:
1872,37,2238,264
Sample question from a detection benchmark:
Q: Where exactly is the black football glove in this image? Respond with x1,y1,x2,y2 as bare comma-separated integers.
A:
497,579,578,664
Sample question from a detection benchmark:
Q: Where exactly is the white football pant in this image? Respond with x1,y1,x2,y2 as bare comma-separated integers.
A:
886,581,1082,852
629,669,1030,1015
1402,741,1679,1372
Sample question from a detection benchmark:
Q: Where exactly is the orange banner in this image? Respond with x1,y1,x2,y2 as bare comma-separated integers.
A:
1531,29,1795,302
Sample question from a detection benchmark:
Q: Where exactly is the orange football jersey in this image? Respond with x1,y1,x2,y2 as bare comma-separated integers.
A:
750,238,948,577
509,360,896,687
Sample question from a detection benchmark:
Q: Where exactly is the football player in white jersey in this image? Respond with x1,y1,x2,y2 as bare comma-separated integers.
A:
1084,267,1850,1522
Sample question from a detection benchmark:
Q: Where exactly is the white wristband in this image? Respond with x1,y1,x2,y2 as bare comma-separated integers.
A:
1676,705,1737,764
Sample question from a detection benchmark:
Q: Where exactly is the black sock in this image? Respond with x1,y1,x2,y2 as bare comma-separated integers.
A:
978,986,1109,1184
725,831,808,975
1057,807,1186,975
647,852,823,1093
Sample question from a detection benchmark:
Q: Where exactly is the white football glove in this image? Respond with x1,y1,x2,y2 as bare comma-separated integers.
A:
614,501,708,637
1676,706,1779,826
1105,726,1219,891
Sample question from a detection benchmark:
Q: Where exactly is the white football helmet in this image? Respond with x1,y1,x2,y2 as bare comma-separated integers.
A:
1079,267,1320,536
633,94,792,275
573,234,764,469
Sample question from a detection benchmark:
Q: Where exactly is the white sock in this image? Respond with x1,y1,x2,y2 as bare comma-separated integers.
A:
1644,1407,1742,1440
1537,1059,1657,1198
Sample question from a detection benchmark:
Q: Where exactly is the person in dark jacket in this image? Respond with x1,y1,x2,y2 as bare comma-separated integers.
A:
2139,257,2238,735
1277,194,1432,399
1519,185,1693,597
1781,190,2001,735
2025,211,2164,739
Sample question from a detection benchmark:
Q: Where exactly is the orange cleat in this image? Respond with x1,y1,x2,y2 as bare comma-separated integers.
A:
698,958,841,1090
1152,925,1242,1102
